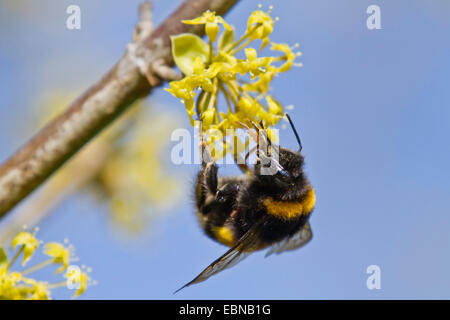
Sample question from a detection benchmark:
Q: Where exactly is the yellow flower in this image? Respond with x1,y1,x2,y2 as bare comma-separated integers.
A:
2,230,91,299
183,10,231,42
256,107,281,127
167,8,300,162
65,267,89,298
22,278,50,300
215,51,237,65
75,272,88,297
271,43,300,72
247,9,275,49
167,58,214,96
216,112,240,132
11,231,38,266
184,98,196,126
231,48,272,78
0,266,23,299
31,282,50,300
266,95,284,116
43,242,70,273
243,67,276,93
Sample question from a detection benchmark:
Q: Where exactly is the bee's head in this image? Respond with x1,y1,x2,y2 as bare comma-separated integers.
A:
254,147,304,189
277,147,304,178
252,114,307,196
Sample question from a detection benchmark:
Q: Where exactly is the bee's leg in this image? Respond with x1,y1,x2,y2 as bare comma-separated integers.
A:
195,163,218,213
203,162,218,195
199,137,217,186
200,140,214,166
195,140,218,212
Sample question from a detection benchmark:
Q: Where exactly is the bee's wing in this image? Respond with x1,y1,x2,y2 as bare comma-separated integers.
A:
265,221,313,257
174,217,268,293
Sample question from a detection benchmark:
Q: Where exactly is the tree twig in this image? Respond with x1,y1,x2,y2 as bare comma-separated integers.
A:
0,0,239,218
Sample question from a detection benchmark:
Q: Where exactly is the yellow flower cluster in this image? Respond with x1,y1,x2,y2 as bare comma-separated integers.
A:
97,111,182,232
166,6,302,160
0,229,91,299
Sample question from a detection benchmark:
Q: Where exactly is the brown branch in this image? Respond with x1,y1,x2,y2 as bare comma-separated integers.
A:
0,0,239,218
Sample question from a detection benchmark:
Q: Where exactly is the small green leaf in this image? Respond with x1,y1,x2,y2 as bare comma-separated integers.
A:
218,27,235,52
0,248,7,268
171,33,210,76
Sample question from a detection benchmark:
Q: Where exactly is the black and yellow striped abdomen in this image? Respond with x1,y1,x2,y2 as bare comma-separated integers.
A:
263,188,315,220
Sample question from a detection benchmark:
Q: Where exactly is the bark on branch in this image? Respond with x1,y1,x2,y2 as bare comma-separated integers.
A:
0,0,239,218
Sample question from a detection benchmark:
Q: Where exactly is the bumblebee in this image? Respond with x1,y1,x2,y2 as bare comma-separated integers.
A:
175,115,315,293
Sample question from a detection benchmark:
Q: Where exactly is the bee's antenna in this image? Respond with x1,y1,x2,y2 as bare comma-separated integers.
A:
285,113,302,152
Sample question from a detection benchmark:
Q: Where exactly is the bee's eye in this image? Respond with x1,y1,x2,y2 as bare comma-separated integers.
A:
216,191,226,203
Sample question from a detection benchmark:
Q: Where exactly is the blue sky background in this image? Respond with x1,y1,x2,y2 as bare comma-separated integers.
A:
1,0,450,299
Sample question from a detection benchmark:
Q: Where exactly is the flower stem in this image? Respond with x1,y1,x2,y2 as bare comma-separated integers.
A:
219,82,233,112
7,245,24,270
271,55,287,62
227,80,242,101
21,258,53,276
230,38,253,56
210,78,219,113
227,23,261,53
47,281,67,289
208,39,214,64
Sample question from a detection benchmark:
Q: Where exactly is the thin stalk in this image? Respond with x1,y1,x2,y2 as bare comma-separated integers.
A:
219,82,233,113
7,245,24,270
208,39,214,64
230,38,253,56
21,258,53,276
47,281,68,289
226,23,261,53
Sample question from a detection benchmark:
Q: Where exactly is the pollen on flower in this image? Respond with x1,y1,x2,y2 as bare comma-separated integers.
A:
166,7,303,162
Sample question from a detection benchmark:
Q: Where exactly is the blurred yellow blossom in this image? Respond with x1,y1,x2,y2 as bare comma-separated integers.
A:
0,229,91,300
96,110,182,233
9,94,182,237
271,42,302,72
43,242,70,273
21,278,50,300
64,266,89,298
166,6,302,162
11,231,38,266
